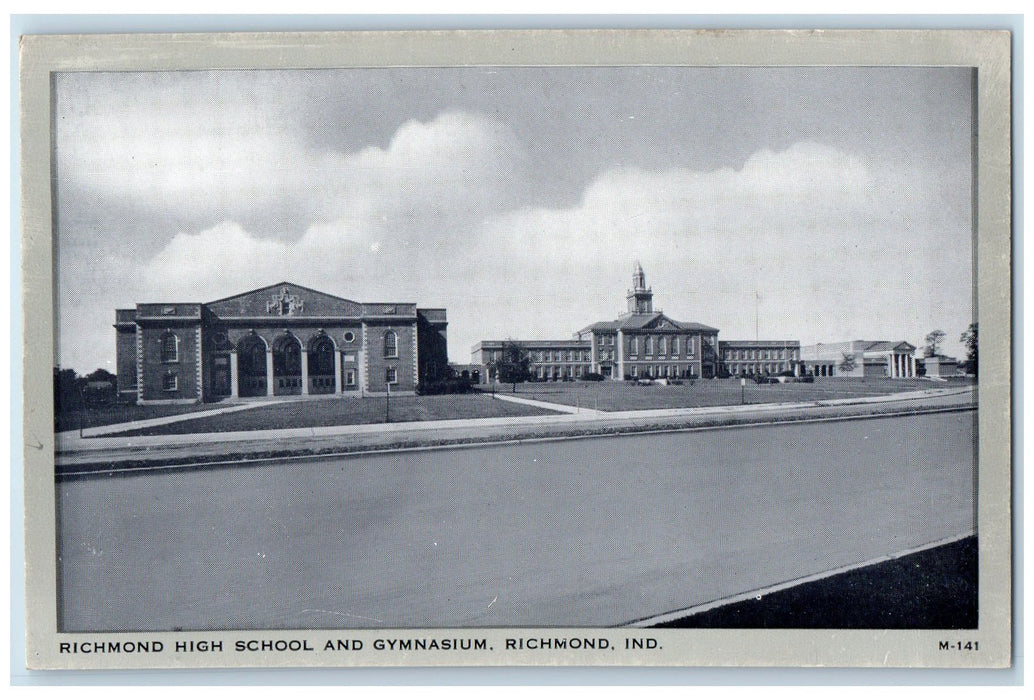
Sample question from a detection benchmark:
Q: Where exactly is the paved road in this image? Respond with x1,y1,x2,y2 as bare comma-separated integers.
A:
56,410,976,631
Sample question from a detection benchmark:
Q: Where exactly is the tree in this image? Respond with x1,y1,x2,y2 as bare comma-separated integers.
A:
960,323,978,376
493,340,532,392
84,368,117,385
924,329,947,358
53,366,80,414
839,352,858,374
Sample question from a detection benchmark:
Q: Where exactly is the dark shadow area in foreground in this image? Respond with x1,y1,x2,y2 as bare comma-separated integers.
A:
654,536,977,629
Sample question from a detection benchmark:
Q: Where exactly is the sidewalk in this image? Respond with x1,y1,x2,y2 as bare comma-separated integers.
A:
493,392,606,416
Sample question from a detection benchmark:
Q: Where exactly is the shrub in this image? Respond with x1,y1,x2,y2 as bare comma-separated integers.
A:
583,372,605,381
416,377,475,395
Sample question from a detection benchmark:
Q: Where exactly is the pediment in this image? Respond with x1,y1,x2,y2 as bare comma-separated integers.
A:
642,314,681,331
206,282,362,319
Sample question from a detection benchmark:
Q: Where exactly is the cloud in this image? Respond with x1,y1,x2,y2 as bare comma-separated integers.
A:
56,129,972,374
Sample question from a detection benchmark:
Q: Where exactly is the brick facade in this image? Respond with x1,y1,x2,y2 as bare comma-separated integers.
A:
115,282,448,404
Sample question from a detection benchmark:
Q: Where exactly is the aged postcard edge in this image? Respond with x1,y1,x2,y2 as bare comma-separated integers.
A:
19,28,1013,670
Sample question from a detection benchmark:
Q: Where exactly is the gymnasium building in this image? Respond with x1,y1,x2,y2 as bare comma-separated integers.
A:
115,282,448,404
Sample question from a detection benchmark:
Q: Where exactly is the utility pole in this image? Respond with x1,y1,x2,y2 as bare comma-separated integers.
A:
79,383,86,438
755,290,760,341
385,375,391,423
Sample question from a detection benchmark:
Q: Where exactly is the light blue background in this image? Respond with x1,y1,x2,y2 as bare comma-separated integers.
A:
9,13,1023,687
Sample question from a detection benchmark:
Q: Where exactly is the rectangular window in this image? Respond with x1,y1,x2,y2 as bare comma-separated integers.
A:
345,369,356,386
385,367,397,384
162,372,178,391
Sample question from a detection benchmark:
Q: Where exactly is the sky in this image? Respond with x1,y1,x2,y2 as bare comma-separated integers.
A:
53,66,975,373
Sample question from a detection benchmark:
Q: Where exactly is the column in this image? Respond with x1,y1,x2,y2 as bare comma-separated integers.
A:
266,348,275,396
887,356,894,378
617,330,625,380
334,351,342,393
230,351,239,399
300,350,309,395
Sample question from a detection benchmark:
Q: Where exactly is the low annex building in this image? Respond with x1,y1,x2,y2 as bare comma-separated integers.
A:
115,282,448,404
799,340,918,378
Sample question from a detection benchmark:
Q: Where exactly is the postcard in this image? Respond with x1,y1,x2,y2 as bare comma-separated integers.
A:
19,28,1012,669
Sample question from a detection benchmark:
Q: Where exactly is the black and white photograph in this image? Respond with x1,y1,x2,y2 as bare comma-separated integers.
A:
20,29,1012,669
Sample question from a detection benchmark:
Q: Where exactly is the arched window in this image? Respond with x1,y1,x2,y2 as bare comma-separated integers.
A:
384,330,398,358
160,332,179,363
309,335,335,375
273,334,301,376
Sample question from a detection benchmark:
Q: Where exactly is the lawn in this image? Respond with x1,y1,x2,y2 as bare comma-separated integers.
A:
655,536,977,629
55,401,224,433
488,376,974,412
73,376,974,437
110,393,559,437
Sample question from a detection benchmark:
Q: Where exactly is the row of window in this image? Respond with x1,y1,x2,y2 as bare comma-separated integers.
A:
486,349,591,363
727,363,791,375
535,365,591,379
629,335,694,356
596,334,699,356
629,365,698,379
724,348,798,361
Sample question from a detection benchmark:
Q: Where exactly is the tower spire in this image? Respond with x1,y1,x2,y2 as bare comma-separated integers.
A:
627,261,653,314
633,260,646,291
